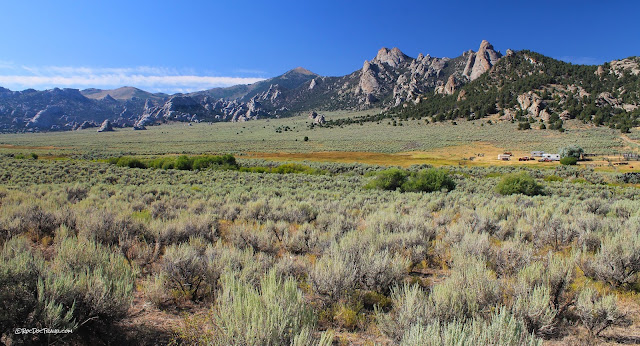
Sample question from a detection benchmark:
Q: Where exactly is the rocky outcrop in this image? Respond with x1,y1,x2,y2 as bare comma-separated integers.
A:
308,111,325,124
517,92,543,117
356,45,469,108
26,106,64,128
435,75,457,95
75,120,96,130
610,58,640,76
97,119,114,132
463,40,502,81
358,60,381,95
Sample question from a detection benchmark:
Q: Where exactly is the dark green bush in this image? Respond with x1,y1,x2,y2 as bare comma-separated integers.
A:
115,156,147,169
495,172,543,196
560,157,578,165
364,168,408,191
192,154,238,170
148,157,175,169
402,169,456,193
365,168,455,193
174,155,194,170
271,163,319,174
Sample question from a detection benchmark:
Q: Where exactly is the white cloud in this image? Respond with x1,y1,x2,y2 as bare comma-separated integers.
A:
0,64,266,93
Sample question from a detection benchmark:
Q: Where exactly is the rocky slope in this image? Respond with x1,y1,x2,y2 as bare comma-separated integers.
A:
336,51,640,133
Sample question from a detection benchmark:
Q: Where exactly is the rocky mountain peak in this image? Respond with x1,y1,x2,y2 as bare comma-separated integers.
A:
463,40,502,81
373,47,408,68
288,67,316,75
479,39,493,51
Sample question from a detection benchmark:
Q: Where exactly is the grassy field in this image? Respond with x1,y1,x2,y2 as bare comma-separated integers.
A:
0,112,634,161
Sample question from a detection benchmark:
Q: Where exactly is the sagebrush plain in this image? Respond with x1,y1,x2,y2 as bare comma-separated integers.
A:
1,112,640,345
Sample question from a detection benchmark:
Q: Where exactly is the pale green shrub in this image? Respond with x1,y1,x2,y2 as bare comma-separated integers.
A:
377,284,431,341
310,248,357,300
209,243,273,286
50,235,135,324
430,255,501,322
512,285,557,334
161,242,208,301
582,231,640,287
208,270,315,345
491,240,532,277
575,287,626,338
400,309,542,346
429,255,501,321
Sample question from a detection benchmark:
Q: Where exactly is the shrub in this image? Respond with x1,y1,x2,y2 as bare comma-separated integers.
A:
575,287,626,339
400,309,542,346
518,122,531,130
401,168,456,193
177,270,316,345
310,248,357,300
115,156,147,169
365,168,455,193
14,205,60,240
271,163,321,174
582,231,640,287
174,155,194,170
162,239,208,300
512,285,557,335
0,237,49,340
1,235,134,342
192,154,238,170
495,172,543,196
490,240,532,277
377,284,431,341
50,235,136,325
430,255,501,322
364,168,408,191
357,248,408,294
560,156,578,165
64,185,89,203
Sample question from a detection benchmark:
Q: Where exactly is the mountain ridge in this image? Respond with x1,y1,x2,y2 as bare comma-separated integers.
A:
0,41,638,132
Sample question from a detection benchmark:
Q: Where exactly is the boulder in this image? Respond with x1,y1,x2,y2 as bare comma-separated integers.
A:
308,111,325,124
97,119,114,132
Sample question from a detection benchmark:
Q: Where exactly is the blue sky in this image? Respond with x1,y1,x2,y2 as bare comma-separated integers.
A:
0,0,638,93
